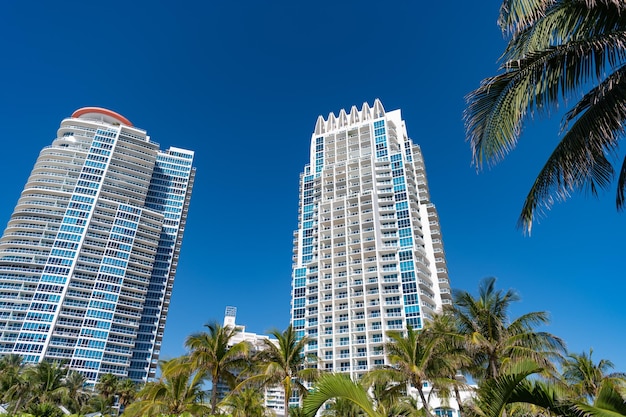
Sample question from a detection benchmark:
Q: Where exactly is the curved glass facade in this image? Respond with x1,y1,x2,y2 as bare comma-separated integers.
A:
0,108,195,384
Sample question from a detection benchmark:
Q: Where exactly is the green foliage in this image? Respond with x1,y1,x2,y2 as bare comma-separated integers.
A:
24,402,65,417
220,387,268,417
302,373,380,417
95,373,119,405
574,380,626,417
449,277,565,382
321,397,365,417
0,359,143,417
0,284,623,417
123,358,210,417
561,349,626,403
465,0,626,231
240,324,319,416
368,324,458,417
184,321,249,415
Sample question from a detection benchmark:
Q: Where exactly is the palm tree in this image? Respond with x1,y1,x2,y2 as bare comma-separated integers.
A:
468,361,566,417
370,325,458,417
245,325,318,416
116,378,138,415
468,362,626,417
422,313,473,417
23,361,69,408
464,0,626,232
184,321,250,415
561,348,626,403
3,366,30,415
220,387,269,417
574,380,626,417
63,371,92,414
289,405,306,417
450,277,565,382
25,401,66,417
88,394,115,417
364,372,413,417
96,373,120,406
123,358,210,417
0,354,24,392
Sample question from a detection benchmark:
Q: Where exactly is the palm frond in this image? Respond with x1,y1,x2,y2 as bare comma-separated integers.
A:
466,31,626,170
517,64,626,230
503,1,626,60
615,155,626,209
498,0,555,35
474,362,543,417
302,373,380,417
574,381,626,417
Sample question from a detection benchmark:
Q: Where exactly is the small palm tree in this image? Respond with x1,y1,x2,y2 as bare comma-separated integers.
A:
96,373,120,406
116,378,138,414
450,277,565,382
370,324,457,417
246,325,318,416
0,354,24,392
123,358,210,417
289,405,306,417
561,348,626,403
574,380,626,417
468,362,626,417
24,361,69,408
322,397,365,417
3,366,30,415
468,361,564,417
88,394,115,417
220,387,269,417
185,321,250,415
63,371,92,414
25,401,66,417
424,313,472,417
363,372,411,417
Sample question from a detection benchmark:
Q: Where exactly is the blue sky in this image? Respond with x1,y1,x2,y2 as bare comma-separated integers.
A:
1,1,624,371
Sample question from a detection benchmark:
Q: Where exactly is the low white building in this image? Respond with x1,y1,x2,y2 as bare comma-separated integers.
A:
222,306,286,416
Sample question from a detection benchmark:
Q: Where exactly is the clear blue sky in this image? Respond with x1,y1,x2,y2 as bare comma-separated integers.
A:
1,1,624,371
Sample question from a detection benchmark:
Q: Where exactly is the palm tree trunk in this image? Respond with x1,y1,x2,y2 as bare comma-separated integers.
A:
454,384,465,417
284,383,291,417
489,355,499,380
211,375,219,415
488,356,507,417
417,386,435,417
12,397,23,416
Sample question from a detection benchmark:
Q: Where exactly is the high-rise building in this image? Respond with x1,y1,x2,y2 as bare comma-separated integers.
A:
0,107,195,384
290,99,451,378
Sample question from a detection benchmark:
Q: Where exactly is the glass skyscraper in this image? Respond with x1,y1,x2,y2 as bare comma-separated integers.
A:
291,99,451,378
0,107,195,384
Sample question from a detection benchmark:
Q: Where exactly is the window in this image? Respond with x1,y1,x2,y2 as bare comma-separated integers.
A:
435,409,455,417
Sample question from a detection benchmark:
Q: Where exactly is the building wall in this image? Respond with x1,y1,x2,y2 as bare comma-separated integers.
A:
290,99,452,379
0,108,194,384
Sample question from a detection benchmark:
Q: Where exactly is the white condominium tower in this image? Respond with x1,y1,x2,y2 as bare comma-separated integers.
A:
291,99,451,378
0,107,195,384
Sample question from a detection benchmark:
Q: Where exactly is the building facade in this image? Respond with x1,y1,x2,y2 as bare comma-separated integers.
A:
290,99,451,378
0,107,195,383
